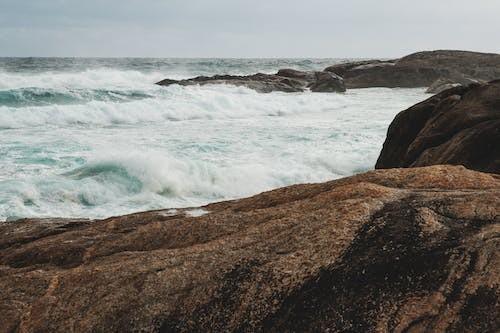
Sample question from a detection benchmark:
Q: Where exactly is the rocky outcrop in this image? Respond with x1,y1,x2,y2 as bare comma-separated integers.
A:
156,70,346,93
156,50,500,92
325,50,500,89
425,78,463,94
426,77,484,94
1,165,499,332
376,80,500,174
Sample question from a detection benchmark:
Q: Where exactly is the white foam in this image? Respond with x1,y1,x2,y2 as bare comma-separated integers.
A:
185,209,209,217
0,69,166,90
0,69,427,221
0,85,425,129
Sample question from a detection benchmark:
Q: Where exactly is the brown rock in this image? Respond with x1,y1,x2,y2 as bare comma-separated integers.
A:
376,80,500,174
325,50,500,89
324,59,396,77
397,50,500,81
426,77,484,94
156,73,305,93
308,71,346,93
1,165,499,332
156,70,346,93
426,78,463,94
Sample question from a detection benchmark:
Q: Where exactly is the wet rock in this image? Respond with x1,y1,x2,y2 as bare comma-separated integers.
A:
376,80,500,174
156,70,346,93
308,71,346,93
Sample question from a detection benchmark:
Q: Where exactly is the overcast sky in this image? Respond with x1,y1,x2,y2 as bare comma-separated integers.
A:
1,0,499,58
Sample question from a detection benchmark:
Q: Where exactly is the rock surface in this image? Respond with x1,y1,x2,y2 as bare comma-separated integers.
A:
426,77,483,94
1,165,499,332
425,78,463,94
156,70,346,93
376,80,500,174
156,50,500,92
325,50,500,89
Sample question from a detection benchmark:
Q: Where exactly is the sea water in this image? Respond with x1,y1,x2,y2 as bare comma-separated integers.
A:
0,58,426,221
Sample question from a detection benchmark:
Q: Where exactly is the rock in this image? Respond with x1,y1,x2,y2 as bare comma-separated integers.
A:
156,70,346,93
276,68,316,82
325,50,500,89
308,71,346,93
1,165,499,332
426,78,462,94
324,59,396,77
157,73,305,93
426,76,484,94
397,50,500,81
343,65,447,89
376,80,500,174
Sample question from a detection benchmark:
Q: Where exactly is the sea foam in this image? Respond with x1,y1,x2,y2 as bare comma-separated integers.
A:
0,60,427,221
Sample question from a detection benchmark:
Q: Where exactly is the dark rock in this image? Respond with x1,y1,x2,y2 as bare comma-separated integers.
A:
426,78,463,94
343,65,447,89
276,68,316,82
157,73,305,93
325,50,500,89
156,70,346,93
308,71,346,93
397,50,500,81
0,165,499,332
426,76,484,94
376,80,500,174
324,59,396,77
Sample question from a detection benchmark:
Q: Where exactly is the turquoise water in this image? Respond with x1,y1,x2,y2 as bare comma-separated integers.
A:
0,58,427,221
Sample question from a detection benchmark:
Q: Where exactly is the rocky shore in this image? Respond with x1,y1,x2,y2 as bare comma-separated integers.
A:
156,70,346,93
1,165,499,332
1,52,500,332
376,80,500,173
157,50,500,93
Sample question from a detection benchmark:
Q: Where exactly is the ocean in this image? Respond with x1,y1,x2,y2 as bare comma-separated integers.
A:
0,58,426,221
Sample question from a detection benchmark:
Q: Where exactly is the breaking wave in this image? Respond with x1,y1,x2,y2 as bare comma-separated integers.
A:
0,59,427,221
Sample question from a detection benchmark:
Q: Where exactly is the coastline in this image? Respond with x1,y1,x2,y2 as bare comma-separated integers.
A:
1,51,499,332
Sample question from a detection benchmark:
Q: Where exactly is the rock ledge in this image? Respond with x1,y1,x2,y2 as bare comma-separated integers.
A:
1,165,499,332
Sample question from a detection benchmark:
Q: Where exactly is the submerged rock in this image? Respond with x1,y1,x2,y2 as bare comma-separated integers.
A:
325,50,500,89
1,165,499,332
376,80,500,174
156,69,346,93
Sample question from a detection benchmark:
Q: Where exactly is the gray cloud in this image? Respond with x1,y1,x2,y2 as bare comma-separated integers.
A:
1,0,499,57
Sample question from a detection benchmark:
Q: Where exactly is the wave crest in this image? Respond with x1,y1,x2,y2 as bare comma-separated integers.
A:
0,87,153,107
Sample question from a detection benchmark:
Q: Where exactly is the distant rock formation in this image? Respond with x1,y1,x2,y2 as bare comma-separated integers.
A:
376,80,500,174
325,50,500,89
1,165,499,332
156,50,500,93
156,70,346,93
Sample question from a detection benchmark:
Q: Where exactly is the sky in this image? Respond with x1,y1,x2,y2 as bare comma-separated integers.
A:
1,0,499,58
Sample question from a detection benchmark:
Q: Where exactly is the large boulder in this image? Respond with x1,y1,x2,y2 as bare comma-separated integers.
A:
397,50,500,81
376,80,500,173
156,70,346,93
1,165,499,332
325,50,500,89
